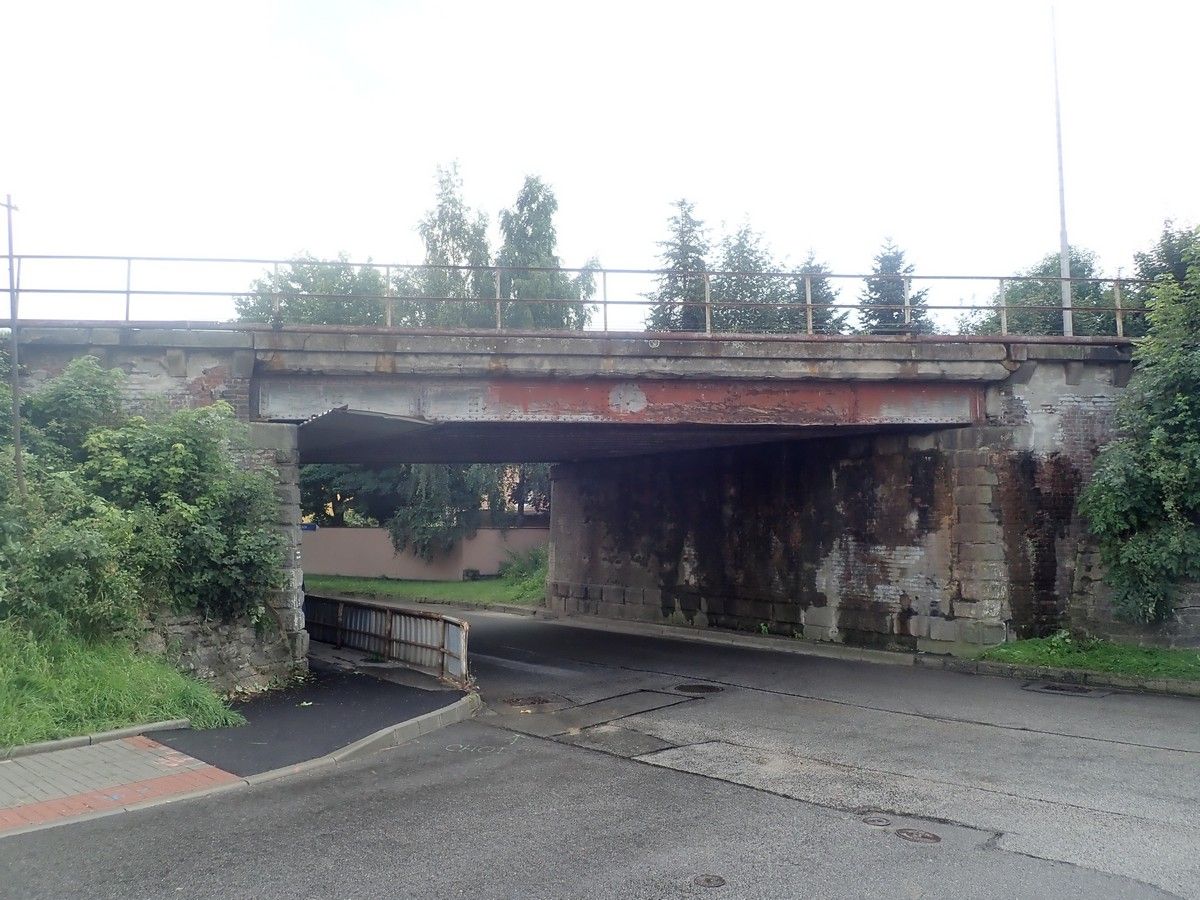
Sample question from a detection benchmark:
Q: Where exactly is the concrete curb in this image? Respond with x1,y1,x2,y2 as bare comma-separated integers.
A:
0,693,480,840
914,655,1200,698
2,719,192,761
538,613,917,668
531,612,1200,699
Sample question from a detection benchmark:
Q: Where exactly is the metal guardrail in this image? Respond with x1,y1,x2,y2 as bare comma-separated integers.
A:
5,254,1151,339
304,594,471,689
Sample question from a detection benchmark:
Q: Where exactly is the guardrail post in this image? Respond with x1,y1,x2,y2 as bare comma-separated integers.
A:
335,601,344,649
703,272,712,335
601,269,608,333
124,258,132,321
804,275,814,335
903,277,912,327
999,278,1008,335
1113,279,1124,338
495,267,503,330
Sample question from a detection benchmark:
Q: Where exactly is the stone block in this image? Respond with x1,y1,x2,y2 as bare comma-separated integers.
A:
957,579,1008,604
802,624,838,643
953,485,993,506
275,484,301,508
954,543,1007,562
952,468,999,487
951,522,1002,544
770,601,802,625
249,422,299,452
165,348,187,377
959,620,1008,644
288,628,309,657
927,616,961,643
601,585,626,604
642,587,662,606
803,605,836,629
956,506,997,525
951,449,992,467
903,614,933,639
952,560,1008,581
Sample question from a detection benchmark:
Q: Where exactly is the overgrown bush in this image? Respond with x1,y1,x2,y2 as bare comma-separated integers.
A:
0,358,283,634
1079,228,1200,622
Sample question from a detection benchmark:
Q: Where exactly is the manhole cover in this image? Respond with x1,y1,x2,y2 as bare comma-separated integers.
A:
504,696,556,706
675,684,724,694
862,815,892,827
1022,682,1097,696
693,875,726,888
896,828,941,844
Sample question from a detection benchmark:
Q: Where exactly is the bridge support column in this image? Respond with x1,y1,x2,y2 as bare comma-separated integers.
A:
249,423,309,665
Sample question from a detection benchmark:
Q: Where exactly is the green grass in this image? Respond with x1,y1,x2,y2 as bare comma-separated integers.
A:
980,632,1200,681
305,573,545,607
0,620,244,749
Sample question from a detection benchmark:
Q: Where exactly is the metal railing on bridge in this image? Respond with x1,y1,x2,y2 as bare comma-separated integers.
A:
5,254,1150,340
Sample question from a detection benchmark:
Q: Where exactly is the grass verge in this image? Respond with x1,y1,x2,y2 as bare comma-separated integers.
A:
0,619,244,749
302,573,547,609
980,631,1200,681
304,574,544,606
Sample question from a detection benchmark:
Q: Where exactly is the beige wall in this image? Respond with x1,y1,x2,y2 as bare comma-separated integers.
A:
301,527,549,581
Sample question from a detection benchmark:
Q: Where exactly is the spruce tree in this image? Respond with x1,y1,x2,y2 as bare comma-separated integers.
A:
792,253,848,335
647,200,709,332
857,240,932,334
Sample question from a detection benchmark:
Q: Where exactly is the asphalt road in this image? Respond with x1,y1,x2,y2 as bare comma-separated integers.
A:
3,610,1198,899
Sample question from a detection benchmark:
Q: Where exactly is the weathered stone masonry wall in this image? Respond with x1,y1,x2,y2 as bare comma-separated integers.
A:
549,352,1138,650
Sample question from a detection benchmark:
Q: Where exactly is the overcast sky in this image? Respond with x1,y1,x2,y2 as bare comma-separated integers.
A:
3,0,1198,323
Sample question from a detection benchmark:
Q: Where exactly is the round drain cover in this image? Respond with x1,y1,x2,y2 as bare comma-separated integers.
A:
693,875,727,888
896,828,941,844
862,815,892,827
675,684,724,694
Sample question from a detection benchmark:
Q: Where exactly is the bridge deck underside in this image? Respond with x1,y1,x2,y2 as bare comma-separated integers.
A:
297,413,938,463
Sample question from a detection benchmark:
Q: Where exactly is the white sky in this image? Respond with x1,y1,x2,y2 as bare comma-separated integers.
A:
2,0,1198,325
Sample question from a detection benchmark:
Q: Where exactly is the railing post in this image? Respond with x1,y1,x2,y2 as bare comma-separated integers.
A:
601,269,608,333
124,258,132,321
1113,279,1124,338
495,266,503,330
384,265,393,327
804,275,814,335
703,272,712,335
272,262,281,325
999,278,1008,336
335,601,344,649
902,276,912,327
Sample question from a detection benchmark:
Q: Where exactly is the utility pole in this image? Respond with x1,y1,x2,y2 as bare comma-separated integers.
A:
1051,6,1074,337
4,194,25,501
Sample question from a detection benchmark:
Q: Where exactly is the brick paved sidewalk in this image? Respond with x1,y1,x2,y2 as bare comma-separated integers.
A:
0,736,239,834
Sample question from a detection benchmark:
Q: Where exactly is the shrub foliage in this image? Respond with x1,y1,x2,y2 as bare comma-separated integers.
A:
1,358,282,636
1079,229,1200,622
